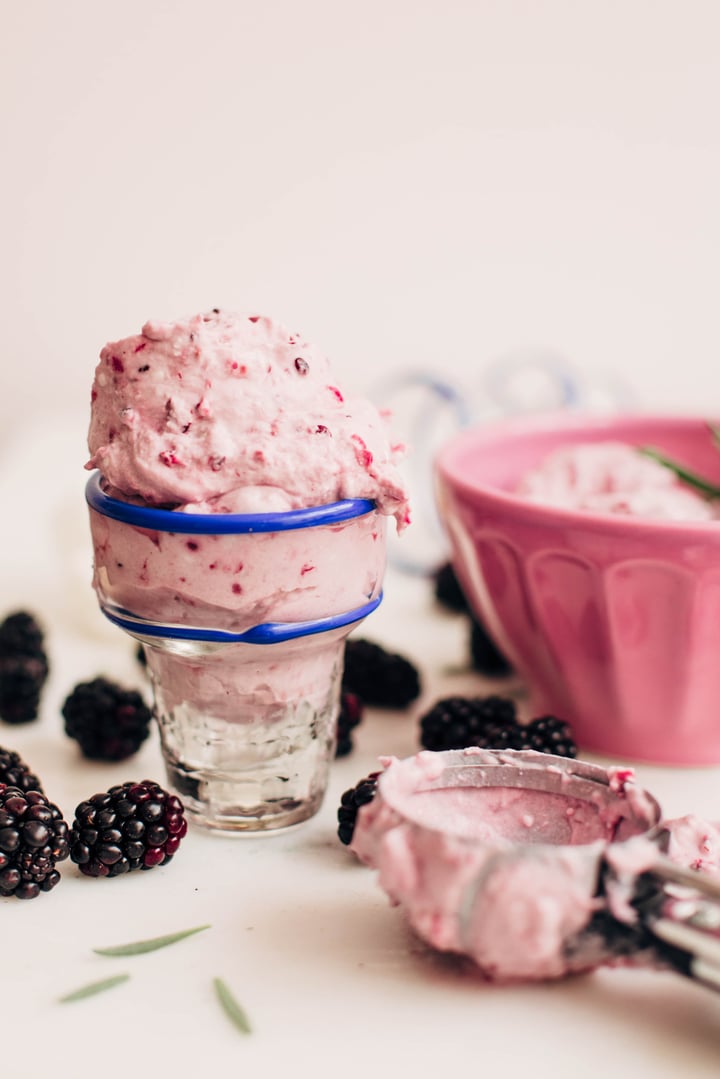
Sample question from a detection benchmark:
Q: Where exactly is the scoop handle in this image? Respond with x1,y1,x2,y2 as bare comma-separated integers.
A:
638,857,720,992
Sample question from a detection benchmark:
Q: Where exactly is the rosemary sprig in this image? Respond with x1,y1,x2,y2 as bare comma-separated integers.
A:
638,446,720,500
59,973,130,1003
213,977,253,1035
93,924,211,957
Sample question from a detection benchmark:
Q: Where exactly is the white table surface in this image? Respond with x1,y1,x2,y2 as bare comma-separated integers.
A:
2,420,720,1078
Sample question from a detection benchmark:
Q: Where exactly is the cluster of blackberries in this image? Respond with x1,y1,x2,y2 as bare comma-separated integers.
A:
0,611,186,900
335,638,421,757
433,562,512,678
419,694,577,757
0,742,188,900
0,609,152,765
0,611,49,724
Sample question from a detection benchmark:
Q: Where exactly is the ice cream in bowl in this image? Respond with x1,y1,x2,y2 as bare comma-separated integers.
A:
435,411,720,765
85,309,409,832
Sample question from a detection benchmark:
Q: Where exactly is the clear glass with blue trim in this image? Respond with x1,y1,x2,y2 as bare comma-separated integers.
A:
86,473,386,832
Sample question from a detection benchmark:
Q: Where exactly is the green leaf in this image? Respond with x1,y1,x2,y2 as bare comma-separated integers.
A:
213,977,253,1035
93,923,211,957
637,446,720,499
59,973,130,1003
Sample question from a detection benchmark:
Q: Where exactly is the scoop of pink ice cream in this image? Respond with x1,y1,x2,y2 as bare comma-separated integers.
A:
350,752,720,984
349,751,660,982
517,440,716,521
87,310,410,528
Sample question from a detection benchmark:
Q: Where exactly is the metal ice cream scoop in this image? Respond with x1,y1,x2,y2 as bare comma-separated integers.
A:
447,751,720,990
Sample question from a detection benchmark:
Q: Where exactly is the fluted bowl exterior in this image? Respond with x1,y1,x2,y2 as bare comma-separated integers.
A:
435,412,720,764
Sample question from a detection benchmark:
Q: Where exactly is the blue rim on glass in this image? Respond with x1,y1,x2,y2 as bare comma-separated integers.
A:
100,592,383,644
85,472,377,534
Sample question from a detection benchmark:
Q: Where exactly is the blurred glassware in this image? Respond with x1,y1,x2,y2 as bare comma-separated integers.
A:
374,349,634,576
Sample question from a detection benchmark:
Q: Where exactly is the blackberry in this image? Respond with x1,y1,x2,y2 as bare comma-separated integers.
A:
0,612,47,658
69,779,187,878
342,639,420,709
469,617,513,678
62,677,152,761
516,715,577,759
433,562,469,613
335,692,364,758
337,772,379,846
0,784,69,899
0,656,49,725
0,611,49,725
0,746,43,794
419,694,520,752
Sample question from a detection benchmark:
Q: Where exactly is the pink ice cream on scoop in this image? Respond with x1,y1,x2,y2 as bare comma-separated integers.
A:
663,815,720,874
350,750,664,982
517,440,716,521
349,751,720,983
87,309,409,527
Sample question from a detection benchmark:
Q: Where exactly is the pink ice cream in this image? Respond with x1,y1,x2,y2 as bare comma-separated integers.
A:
517,440,716,520
350,750,663,982
87,309,409,526
85,310,408,632
663,815,720,874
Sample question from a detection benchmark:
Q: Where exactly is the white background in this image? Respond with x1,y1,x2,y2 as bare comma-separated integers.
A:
4,0,720,459
3,4,720,1075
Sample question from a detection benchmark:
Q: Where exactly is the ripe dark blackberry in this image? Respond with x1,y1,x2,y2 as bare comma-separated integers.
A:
469,617,513,678
0,610,49,725
62,677,152,761
0,784,69,899
516,715,577,759
69,779,187,878
0,612,47,658
335,692,364,758
342,639,420,709
337,772,379,846
419,695,520,752
0,746,43,794
433,562,469,613
0,656,49,725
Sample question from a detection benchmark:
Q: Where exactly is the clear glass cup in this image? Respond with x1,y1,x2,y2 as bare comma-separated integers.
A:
85,473,386,832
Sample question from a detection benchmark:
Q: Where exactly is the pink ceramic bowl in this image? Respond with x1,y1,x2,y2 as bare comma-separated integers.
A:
435,412,720,765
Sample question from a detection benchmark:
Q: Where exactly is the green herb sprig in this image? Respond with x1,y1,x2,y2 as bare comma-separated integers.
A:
213,977,253,1035
59,925,212,1006
59,973,130,1004
638,430,720,500
93,923,211,957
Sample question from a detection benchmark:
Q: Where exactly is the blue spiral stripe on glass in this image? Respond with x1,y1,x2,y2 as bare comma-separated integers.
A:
85,472,376,534
100,592,383,644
